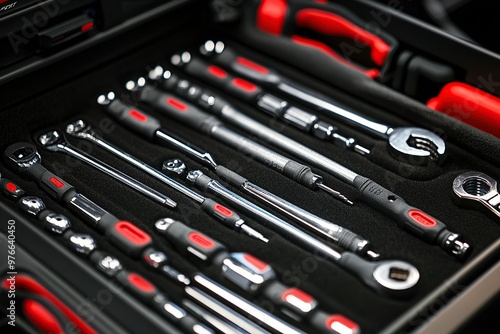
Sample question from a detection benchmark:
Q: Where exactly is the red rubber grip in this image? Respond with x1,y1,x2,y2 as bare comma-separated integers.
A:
257,0,288,35
295,9,391,66
427,82,500,137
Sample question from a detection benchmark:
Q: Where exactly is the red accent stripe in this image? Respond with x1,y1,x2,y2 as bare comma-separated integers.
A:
6,182,17,192
2,275,97,334
282,288,315,304
231,78,258,93
49,177,65,189
127,273,156,293
256,0,288,35
208,65,228,79
326,314,359,332
81,22,94,33
243,253,268,271
408,210,437,228
166,98,189,112
236,57,269,74
188,232,215,249
129,110,148,122
24,300,64,334
114,221,152,246
214,204,234,217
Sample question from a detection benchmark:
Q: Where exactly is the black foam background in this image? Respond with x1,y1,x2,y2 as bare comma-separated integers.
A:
0,9,499,334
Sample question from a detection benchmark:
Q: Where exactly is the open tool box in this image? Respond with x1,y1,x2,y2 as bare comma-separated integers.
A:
1,0,500,333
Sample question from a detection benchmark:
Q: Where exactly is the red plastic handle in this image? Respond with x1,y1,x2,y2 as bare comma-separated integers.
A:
295,9,391,66
427,82,500,137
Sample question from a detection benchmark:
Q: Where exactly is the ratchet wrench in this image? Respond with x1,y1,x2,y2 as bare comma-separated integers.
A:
64,119,268,243
198,41,447,165
36,130,177,208
184,169,420,298
148,65,469,260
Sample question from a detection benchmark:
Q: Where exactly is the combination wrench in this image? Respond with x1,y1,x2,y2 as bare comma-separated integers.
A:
36,130,177,208
147,67,470,260
197,41,447,166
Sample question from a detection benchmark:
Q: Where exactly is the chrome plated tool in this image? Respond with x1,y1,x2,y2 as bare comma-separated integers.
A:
37,130,177,208
453,171,500,220
148,67,470,260
65,120,267,243
199,41,447,165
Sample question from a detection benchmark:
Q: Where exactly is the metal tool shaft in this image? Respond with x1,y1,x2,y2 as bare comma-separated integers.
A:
54,142,177,208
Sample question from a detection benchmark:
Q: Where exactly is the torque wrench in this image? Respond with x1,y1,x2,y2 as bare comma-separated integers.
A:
453,171,500,220
149,61,370,156
197,42,447,166
156,218,360,333
151,65,470,260
183,170,420,298
123,81,352,206
164,159,378,260
97,93,378,258
37,130,177,208
65,120,268,243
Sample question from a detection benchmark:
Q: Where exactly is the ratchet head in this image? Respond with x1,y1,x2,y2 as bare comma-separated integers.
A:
338,253,420,298
37,130,68,152
3,142,42,174
66,120,96,139
388,127,447,166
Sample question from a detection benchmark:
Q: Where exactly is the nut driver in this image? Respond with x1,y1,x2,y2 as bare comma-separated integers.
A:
64,119,268,243
2,147,298,334
36,129,177,208
198,41,447,166
124,78,352,206
98,93,379,259
147,68,470,260
184,169,420,298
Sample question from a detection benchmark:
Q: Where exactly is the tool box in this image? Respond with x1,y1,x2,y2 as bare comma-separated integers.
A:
0,1,499,333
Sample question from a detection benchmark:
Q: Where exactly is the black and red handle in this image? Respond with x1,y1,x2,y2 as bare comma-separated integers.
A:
201,198,244,229
106,99,162,139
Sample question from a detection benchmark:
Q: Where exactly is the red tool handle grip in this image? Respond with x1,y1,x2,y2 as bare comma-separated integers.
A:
105,220,153,258
105,99,162,139
427,82,500,137
201,198,243,229
183,58,263,103
158,220,228,264
310,310,360,334
262,281,319,320
354,176,470,260
295,9,390,67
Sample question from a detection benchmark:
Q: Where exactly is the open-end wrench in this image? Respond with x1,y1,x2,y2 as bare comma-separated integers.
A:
198,41,447,166
142,68,470,260
35,130,177,208
185,169,420,298
64,119,268,243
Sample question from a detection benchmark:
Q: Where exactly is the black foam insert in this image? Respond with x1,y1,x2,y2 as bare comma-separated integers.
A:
0,9,499,334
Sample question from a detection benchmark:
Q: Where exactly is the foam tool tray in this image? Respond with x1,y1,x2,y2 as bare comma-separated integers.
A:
0,1,499,333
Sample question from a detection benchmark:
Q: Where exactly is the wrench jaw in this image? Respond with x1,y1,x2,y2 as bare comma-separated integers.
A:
3,142,42,174
387,127,447,166
453,171,500,220
37,130,68,153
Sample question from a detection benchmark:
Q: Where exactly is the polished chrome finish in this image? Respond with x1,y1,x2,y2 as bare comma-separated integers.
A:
143,248,168,269
66,120,204,203
68,193,108,228
19,196,46,216
221,254,275,293
43,212,71,234
372,261,420,291
453,171,500,219
97,255,123,277
68,233,96,255
162,158,186,175
38,130,177,208
182,299,246,334
194,274,304,334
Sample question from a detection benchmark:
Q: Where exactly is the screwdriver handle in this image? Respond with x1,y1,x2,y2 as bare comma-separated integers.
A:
157,219,228,264
183,58,263,103
354,176,471,260
138,86,221,135
107,99,162,139
200,198,244,229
